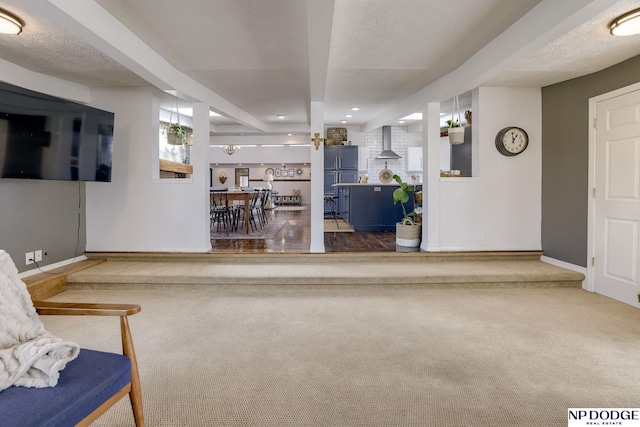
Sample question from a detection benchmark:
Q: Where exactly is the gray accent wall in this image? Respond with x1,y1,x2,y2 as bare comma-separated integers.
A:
0,179,86,273
542,54,640,267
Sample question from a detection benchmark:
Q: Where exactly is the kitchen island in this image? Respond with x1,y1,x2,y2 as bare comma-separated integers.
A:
333,183,416,231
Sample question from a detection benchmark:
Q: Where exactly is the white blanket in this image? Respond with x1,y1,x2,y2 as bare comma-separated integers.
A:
0,250,79,392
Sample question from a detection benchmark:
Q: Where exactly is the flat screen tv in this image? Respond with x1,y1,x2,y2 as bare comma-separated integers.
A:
0,81,114,182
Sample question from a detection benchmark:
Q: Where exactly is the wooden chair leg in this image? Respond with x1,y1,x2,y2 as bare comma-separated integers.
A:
121,316,145,427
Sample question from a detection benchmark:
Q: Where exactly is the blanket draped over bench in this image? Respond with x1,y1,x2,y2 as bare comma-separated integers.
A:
0,250,79,392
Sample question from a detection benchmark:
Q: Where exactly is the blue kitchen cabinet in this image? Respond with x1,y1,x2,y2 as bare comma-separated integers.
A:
345,185,414,231
338,146,358,169
324,145,358,215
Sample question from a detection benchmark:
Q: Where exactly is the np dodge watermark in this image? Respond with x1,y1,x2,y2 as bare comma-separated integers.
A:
568,408,640,426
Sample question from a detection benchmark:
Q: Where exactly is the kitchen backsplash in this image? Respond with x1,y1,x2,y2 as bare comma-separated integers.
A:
364,126,418,183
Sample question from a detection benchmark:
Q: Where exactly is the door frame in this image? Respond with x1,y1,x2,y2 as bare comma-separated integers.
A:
587,81,640,293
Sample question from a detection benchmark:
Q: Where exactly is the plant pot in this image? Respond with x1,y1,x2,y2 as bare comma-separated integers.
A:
167,132,183,145
448,127,465,145
396,219,421,247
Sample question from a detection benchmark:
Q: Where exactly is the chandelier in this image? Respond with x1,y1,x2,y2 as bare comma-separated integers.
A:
220,145,241,155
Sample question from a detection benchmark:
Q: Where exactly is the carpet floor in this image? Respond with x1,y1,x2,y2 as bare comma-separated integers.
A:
42,285,640,427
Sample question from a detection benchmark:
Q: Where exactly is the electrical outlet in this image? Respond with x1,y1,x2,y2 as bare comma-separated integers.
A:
35,250,43,262
26,251,34,265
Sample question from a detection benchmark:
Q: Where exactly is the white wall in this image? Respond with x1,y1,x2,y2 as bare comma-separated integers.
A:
82,86,540,253
210,144,311,165
85,87,211,252
435,87,542,251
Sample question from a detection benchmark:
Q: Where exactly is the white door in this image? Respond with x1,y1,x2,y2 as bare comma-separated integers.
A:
594,89,640,307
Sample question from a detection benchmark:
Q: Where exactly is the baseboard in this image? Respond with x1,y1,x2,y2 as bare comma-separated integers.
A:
540,255,587,289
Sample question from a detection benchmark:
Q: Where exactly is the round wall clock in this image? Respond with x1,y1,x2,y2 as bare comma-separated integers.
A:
495,127,529,156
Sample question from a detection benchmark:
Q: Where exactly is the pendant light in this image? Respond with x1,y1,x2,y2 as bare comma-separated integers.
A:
220,145,241,155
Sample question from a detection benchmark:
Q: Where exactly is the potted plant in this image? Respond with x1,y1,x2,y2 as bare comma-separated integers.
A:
447,118,465,145
447,95,465,145
167,123,187,145
392,174,421,247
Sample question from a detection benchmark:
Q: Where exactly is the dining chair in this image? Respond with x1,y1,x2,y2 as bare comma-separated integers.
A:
258,189,270,226
235,189,262,232
210,191,233,234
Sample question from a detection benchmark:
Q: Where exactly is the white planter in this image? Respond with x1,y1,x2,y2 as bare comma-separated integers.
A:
167,132,184,145
448,127,465,145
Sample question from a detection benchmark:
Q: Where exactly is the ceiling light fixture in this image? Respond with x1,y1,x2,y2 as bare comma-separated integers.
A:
345,114,353,118
340,120,348,124
0,8,24,35
609,8,640,36
351,107,360,111
220,145,241,155
277,115,286,119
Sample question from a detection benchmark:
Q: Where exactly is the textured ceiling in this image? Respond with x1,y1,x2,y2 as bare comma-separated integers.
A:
0,0,639,135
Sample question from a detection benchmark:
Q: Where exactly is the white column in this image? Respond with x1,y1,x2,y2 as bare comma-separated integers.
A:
193,102,213,252
309,101,325,253
422,102,441,252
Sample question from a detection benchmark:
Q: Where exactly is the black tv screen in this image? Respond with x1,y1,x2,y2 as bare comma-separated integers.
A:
0,81,114,182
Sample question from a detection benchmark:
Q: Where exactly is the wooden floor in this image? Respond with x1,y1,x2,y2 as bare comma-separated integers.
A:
210,207,406,253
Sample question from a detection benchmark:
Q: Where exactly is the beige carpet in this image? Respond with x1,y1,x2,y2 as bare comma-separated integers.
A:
324,219,354,232
42,285,640,427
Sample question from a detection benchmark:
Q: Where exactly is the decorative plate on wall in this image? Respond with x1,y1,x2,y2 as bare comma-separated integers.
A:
379,165,394,183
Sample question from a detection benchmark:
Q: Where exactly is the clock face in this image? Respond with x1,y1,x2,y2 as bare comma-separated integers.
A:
496,127,528,156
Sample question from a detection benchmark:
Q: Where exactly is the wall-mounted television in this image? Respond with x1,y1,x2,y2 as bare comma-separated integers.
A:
0,81,114,182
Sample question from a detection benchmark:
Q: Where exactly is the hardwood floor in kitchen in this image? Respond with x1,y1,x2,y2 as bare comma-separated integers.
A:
210,207,400,253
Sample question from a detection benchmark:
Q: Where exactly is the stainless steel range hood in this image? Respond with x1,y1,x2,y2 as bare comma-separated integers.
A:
375,126,401,159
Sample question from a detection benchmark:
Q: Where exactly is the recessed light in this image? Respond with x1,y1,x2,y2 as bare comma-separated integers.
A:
341,120,348,124
277,115,286,119
398,120,405,124
287,133,292,136
351,107,360,111
345,114,353,118
610,8,640,36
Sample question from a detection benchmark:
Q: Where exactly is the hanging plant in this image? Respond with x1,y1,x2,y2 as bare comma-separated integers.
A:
448,95,465,145
167,123,187,145
167,97,187,145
